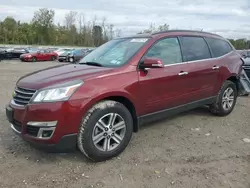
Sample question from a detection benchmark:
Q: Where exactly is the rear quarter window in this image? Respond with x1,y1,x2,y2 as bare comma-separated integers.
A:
180,36,211,62
205,37,233,58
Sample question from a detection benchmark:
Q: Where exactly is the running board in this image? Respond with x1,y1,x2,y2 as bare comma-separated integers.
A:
238,69,250,95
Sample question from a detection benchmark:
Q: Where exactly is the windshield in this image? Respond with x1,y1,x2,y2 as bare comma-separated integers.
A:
61,50,74,56
78,38,150,67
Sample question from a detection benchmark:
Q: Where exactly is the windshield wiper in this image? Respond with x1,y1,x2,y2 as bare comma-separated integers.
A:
79,61,103,67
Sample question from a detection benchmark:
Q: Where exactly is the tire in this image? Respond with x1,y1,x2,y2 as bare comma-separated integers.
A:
69,57,74,63
32,57,37,62
77,100,133,162
209,80,237,116
51,56,56,61
58,59,63,62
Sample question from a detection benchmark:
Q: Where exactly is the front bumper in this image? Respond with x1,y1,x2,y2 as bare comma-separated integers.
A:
5,99,88,152
20,57,32,62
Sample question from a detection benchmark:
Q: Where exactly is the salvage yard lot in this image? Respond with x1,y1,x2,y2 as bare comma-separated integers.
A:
0,60,250,188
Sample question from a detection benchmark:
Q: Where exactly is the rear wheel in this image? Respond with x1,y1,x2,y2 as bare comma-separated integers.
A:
77,100,133,162
209,80,237,116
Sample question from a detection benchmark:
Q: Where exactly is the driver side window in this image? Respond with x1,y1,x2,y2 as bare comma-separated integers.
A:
143,37,182,65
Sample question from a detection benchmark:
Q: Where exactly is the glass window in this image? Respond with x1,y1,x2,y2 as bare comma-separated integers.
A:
205,37,233,58
181,36,211,61
143,37,182,65
79,38,149,67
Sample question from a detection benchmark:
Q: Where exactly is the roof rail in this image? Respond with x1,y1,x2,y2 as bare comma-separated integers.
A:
152,30,222,37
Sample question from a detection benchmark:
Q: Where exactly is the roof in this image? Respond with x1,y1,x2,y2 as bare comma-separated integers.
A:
116,30,223,40
152,30,222,37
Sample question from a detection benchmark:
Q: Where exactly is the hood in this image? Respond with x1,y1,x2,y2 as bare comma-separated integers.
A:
17,64,113,89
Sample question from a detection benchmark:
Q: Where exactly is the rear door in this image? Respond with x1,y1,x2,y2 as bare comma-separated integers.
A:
179,36,217,102
204,37,235,95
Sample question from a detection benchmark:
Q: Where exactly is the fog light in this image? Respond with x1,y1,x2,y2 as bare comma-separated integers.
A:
42,130,53,138
27,121,57,127
37,127,56,139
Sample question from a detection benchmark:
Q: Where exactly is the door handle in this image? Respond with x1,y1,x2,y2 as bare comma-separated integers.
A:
178,71,188,76
212,65,220,70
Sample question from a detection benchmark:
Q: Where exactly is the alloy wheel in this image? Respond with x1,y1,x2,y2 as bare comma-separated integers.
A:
92,113,126,152
222,87,235,111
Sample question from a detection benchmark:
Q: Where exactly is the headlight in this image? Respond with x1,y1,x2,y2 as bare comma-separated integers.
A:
32,80,83,103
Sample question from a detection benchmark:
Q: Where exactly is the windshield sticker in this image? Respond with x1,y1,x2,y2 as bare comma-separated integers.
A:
130,38,148,43
110,60,121,64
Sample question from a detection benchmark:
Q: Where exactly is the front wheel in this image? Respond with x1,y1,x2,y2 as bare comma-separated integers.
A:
209,80,237,116
32,57,37,62
51,56,56,61
77,100,133,162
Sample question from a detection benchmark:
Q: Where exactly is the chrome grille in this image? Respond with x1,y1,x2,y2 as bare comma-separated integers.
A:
13,87,36,106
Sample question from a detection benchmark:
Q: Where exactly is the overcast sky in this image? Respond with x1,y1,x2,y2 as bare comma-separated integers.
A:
0,0,250,39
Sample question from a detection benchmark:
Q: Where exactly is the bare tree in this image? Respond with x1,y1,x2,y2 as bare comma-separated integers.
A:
114,28,122,38
64,11,77,29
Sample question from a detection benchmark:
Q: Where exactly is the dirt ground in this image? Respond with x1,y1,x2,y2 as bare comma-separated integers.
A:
0,60,249,188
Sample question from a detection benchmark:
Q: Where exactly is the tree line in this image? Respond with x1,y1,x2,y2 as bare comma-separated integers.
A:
0,8,121,47
0,8,249,49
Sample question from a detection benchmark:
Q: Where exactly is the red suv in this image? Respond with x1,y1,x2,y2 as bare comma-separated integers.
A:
6,30,245,162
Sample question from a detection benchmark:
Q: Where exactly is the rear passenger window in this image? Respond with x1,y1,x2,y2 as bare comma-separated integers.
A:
181,36,211,62
143,37,182,65
205,37,233,57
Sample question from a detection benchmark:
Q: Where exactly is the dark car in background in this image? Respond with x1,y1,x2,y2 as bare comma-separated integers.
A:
1,48,29,59
20,49,58,62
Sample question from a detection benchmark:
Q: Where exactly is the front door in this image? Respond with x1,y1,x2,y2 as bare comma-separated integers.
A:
137,37,196,115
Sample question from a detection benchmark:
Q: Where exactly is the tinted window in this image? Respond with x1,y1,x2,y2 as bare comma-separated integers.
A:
181,36,211,61
205,37,233,57
143,37,182,65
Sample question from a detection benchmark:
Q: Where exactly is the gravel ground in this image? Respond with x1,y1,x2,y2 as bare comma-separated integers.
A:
0,60,250,188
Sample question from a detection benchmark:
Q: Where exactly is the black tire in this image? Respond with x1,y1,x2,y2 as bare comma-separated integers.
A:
32,57,37,62
209,80,237,116
77,100,133,162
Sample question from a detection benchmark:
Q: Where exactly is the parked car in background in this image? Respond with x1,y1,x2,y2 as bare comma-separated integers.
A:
242,50,250,78
20,49,58,62
66,49,92,63
55,48,72,56
58,49,74,62
1,48,29,59
5,30,249,162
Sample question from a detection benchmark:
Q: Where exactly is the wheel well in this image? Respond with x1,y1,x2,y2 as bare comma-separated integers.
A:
102,96,138,132
227,76,239,92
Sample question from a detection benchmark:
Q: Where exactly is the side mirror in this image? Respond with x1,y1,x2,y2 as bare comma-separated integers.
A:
37,51,41,54
139,57,164,69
